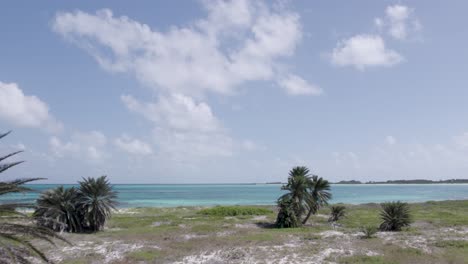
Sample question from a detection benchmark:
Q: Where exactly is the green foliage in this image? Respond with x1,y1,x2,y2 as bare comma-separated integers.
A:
78,176,118,232
360,225,378,239
328,205,346,222
303,175,332,224
0,130,68,263
198,206,272,217
276,166,332,227
34,176,118,233
34,186,83,233
379,201,412,231
275,196,300,228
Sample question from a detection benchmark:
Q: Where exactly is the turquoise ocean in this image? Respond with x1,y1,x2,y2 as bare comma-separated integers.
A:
2,184,468,208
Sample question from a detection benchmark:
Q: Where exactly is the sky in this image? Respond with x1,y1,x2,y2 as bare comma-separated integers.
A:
1,0,468,183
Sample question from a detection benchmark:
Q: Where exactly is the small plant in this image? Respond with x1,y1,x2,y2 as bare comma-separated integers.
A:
328,205,346,222
379,201,412,231
360,225,378,239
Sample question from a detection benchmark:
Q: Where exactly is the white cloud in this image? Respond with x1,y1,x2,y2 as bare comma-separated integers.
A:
114,135,153,155
375,5,421,40
278,74,323,96
386,135,397,145
50,131,108,162
122,94,233,160
52,1,311,97
121,93,221,133
330,34,403,70
0,82,63,133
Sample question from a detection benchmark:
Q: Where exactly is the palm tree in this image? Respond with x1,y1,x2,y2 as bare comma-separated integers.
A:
279,166,312,222
302,175,332,224
275,195,300,228
379,201,412,231
34,186,83,233
77,176,117,232
328,205,346,222
0,131,67,263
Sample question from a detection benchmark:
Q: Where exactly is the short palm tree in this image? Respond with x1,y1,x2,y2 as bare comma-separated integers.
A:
328,205,346,222
275,195,300,228
34,186,83,233
379,201,412,231
77,176,118,232
279,166,312,221
302,175,332,224
0,131,67,263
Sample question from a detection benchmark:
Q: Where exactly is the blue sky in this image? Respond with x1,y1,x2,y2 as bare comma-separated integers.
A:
1,1,468,183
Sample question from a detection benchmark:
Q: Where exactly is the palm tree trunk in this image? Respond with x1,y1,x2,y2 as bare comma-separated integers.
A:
302,208,313,224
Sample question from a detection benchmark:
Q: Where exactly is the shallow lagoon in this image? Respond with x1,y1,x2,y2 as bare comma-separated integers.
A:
5,183,468,207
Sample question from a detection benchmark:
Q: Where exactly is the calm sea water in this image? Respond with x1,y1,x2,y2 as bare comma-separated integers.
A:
2,184,468,208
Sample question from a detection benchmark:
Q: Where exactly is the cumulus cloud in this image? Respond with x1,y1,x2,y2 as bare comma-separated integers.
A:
330,34,403,70
278,74,323,96
121,94,233,160
114,134,153,155
375,4,421,40
0,82,63,133
52,1,310,97
50,131,108,162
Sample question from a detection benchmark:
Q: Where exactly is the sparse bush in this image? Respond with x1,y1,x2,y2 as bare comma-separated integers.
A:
360,225,378,239
379,201,412,231
198,206,272,216
328,205,346,222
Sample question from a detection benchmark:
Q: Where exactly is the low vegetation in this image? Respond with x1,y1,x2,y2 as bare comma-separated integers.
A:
36,201,468,263
198,206,272,216
34,176,118,233
360,225,378,239
329,205,346,222
379,201,412,231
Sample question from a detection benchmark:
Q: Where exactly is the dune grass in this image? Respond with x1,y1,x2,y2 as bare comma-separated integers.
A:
52,201,468,264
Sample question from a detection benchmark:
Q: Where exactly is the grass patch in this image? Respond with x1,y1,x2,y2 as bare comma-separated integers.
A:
434,240,468,249
339,255,394,264
198,206,273,217
126,249,161,261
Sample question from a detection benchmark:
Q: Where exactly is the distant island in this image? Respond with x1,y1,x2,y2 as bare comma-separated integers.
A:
334,179,468,184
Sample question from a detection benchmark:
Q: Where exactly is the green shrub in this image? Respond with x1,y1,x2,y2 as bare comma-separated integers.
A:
34,175,118,233
360,225,378,239
379,201,412,231
328,205,346,222
198,206,272,217
275,196,300,228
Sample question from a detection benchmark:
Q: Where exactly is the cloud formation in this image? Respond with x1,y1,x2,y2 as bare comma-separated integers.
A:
121,94,233,160
50,131,108,162
330,34,403,70
279,74,323,96
114,134,153,155
52,1,315,97
376,5,422,40
0,82,63,133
